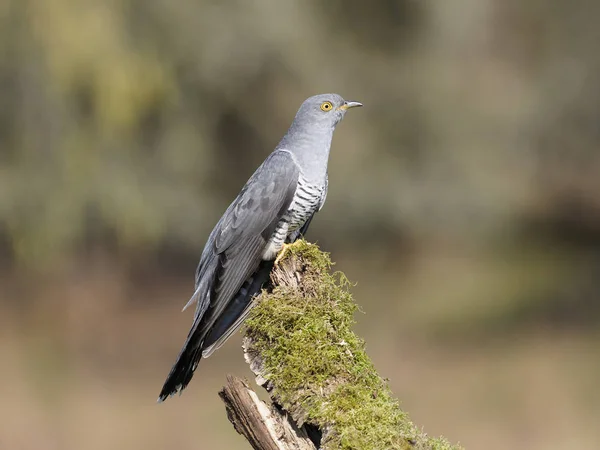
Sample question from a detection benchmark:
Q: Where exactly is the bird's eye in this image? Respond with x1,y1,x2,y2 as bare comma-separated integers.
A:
320,101,333,112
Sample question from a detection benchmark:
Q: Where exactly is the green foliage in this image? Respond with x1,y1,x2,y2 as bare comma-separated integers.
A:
245,241,461,450
1,0,599,335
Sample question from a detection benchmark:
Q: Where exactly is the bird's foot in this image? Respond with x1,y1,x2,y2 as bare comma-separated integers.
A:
274,241,304,267
274,243,292,267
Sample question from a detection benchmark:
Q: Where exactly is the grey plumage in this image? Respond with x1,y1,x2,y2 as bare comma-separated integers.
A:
158,94,362,401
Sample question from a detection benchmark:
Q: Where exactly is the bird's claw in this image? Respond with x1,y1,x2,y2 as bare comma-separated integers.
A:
274,241,307,266
274,243,292,267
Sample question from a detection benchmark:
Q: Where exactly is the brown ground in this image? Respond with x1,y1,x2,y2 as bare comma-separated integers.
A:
1,249,598,450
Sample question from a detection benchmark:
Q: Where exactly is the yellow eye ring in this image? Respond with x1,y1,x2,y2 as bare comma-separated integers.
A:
320,101,333,111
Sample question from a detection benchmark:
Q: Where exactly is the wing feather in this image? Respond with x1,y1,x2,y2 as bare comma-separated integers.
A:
194,150,299,336
159,150,301,400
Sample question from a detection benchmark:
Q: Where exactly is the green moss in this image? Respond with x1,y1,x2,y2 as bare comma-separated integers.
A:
245,240,461,450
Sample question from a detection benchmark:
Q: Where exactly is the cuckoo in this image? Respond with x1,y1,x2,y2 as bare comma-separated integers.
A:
158,94,362,401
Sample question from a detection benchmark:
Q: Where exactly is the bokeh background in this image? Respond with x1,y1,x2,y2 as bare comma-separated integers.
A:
1,1,600,449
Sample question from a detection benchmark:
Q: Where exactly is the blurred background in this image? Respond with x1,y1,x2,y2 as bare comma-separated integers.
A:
1,0,600,449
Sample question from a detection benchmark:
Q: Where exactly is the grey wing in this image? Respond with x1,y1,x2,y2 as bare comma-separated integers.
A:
192,150,299,337
158,151,299,400
158,151,300,400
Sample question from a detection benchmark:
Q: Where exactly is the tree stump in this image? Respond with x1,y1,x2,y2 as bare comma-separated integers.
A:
219,241,462,450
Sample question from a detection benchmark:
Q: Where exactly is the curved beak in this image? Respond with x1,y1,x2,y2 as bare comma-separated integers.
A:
338,101,363,111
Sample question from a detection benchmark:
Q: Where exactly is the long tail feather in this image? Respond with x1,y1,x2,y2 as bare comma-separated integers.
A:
157,257,218,402
157,328,204,402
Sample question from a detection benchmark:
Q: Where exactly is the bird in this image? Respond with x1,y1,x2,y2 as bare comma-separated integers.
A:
158,93,362,402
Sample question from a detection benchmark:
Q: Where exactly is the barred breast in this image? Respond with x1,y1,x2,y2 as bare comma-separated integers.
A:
262,174,325,260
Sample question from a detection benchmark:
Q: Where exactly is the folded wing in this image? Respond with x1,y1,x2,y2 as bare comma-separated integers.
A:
158,150,299,400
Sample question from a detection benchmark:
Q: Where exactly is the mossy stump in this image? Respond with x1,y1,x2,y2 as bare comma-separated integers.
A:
219,240,462,450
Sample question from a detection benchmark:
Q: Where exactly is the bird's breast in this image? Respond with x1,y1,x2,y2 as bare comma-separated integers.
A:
287,177,324,229
262,177,325,260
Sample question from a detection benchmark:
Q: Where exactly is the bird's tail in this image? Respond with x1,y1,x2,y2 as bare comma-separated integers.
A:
157,323,205,402
158,257,219,402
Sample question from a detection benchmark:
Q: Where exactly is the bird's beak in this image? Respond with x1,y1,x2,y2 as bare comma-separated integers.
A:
338,101,363,111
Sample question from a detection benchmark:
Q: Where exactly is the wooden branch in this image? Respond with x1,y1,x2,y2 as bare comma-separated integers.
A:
220,241,462,450
219,375,316,450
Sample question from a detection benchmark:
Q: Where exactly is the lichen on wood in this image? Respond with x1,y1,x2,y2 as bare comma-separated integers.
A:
226,240,462,450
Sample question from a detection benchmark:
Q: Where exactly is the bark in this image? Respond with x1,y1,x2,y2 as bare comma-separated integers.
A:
219,374,316,450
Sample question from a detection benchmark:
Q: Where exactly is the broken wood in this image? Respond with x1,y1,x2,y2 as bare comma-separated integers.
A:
219,374,316,450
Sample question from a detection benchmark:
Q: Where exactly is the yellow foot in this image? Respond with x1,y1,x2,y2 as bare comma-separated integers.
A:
274,241,304,266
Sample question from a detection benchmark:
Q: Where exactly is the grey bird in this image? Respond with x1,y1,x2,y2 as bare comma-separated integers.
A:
158,93,362,401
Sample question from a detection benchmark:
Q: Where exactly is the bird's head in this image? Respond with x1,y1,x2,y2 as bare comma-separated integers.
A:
294,93,362,129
